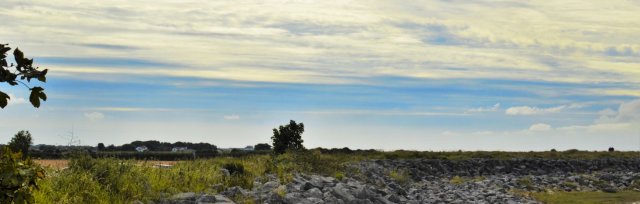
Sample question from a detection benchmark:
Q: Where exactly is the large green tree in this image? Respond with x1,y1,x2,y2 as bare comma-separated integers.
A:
8,130,33,159
0,44,48,109
271,120,305,154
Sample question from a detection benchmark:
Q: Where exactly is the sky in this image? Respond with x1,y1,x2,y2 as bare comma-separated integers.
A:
0,0,639,151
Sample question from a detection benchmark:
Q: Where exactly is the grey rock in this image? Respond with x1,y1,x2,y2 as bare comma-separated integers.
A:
305,188,323,199
172,192,197,201
602,187,618,193
220,169,231,177
261,181,280,192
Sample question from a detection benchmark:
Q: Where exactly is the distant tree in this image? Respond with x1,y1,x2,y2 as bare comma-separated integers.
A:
1,44,48,109
106,144,116,151
608,147,615,152
120,144,135,151
8,130,33,159
254,143,272,151
271,120,305,154
97,143,105,151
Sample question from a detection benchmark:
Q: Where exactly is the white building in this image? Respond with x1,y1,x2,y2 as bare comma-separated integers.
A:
135,146,148,152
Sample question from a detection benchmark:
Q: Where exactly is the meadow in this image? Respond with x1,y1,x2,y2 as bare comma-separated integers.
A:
31,150,640,203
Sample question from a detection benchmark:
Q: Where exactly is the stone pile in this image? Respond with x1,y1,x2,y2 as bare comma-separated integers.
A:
159,158,640,204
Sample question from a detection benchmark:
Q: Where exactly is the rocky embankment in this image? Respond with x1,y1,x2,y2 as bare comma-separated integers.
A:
161,158,640,204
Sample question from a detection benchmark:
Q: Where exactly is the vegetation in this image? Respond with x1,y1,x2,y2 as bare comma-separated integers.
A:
0,43,48,109
254,143,272,151
532,191,640,204
271,120,305,154
0,147,45,203
389,169,410,185
102,140,217,152
24,149,640,203
9,130,33,159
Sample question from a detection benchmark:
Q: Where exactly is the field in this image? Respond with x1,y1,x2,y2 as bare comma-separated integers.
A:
30,150,640,203
532,192,640,204
34,159,179,169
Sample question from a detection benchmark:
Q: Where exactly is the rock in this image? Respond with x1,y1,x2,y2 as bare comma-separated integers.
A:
302,182,317,191
221,186,248,198
285,192,312,204
171,192,197,201
332,184,357,202
196,195,235,204
305,188,323,199
261,181,280,192
220,169,231,177
196,195,217,203
602,187,618,193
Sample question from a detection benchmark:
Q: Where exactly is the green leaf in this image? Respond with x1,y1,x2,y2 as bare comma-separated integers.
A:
0,91,9,108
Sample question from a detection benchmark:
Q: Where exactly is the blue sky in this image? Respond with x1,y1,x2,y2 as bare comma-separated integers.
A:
1,0,639,150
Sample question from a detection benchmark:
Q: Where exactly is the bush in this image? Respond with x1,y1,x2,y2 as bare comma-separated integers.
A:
0,146,45,203
223,162,245,175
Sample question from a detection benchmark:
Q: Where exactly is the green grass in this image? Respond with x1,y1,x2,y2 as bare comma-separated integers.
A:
31,150,640,203
532,191,640,204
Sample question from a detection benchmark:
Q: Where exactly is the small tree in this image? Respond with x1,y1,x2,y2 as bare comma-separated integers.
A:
254,143,272,151
1,44,48,109
271,120,305,154
8,130,33,159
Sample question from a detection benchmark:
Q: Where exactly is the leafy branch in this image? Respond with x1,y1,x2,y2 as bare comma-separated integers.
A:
0,44,48,108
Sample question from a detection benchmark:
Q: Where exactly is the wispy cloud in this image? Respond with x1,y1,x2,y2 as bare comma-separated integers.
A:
467,103,500,113
223,114,240,120
528,123,552,131
505,105,566,115
84,112,105,121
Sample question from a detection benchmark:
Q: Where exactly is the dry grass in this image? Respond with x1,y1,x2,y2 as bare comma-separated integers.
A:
35,160,180,169
35,160,68,169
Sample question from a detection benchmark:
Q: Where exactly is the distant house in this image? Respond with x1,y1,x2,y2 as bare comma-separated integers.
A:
172,147,190,152
135,146,148,152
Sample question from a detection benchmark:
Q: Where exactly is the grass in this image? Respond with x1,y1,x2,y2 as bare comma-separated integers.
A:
30,150,640,203
532,191,640,204
389,169,410,185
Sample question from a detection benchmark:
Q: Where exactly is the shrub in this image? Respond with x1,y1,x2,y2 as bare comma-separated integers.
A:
0,146,45,203
223,162,245,175
334,172,345,181
389,169,410,185
450,176,466,185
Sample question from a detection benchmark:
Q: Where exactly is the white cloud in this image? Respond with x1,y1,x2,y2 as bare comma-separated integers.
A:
224,114,240,120
441,131,457,136
0,0,639,93
84,112,105,121
505,105,566,115
614,99,640,122
467,103,500,113
7,94,26,105
529,123,552,131
598,108,617,116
